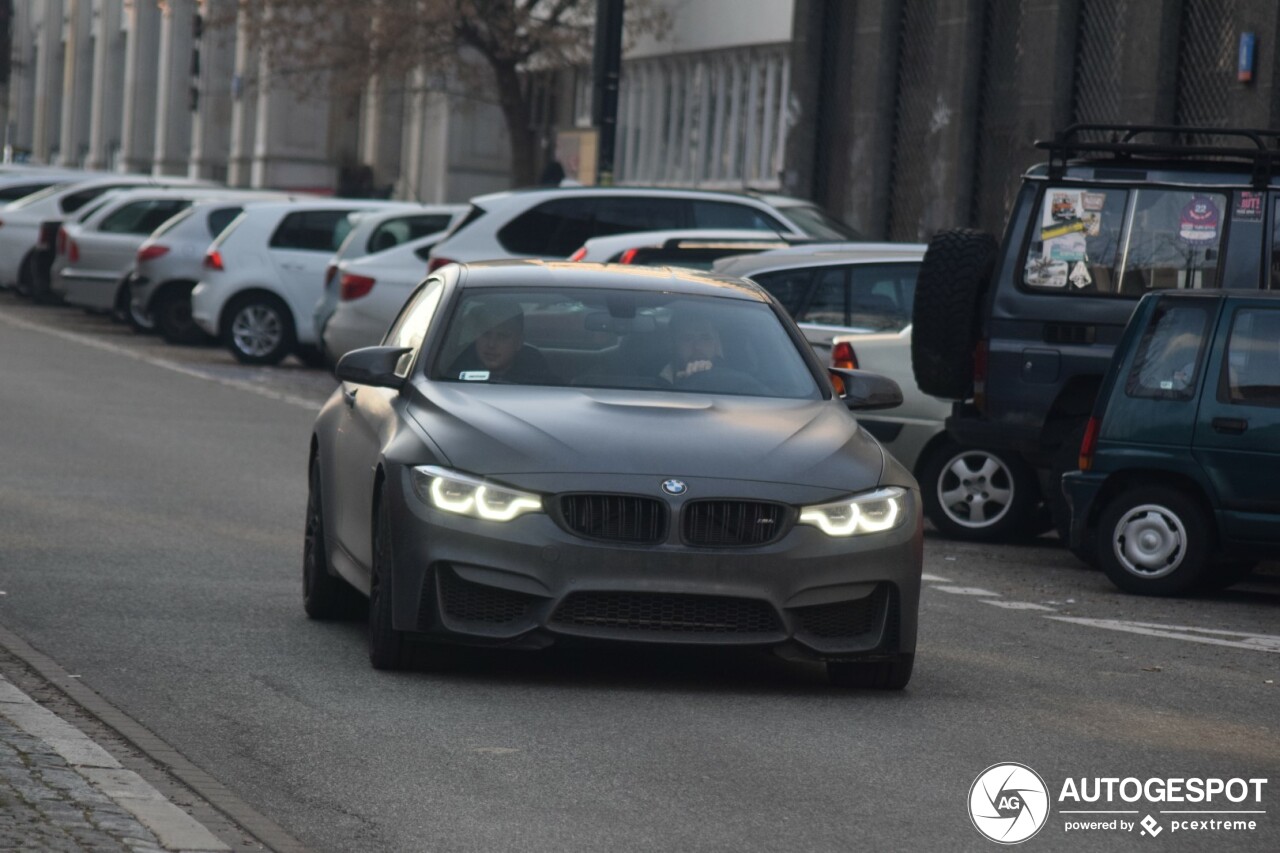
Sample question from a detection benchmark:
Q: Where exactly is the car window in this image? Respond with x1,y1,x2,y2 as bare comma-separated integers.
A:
208,206,243,237
775,204,860,240
750,267,813,314
497,198,595,256
430,287,820,399
150,207,195,238
1220,307,1280,407
60,186,116,214
1024,188,1226,296
691,201,782,231
797,268,847,326
99,199,193,235
366,214,455,254
0,182,54,202
75,197,116,223
626,242,789,270
270,210,356,252
1124,300,1213,401
383,278,446,376
590,197,691,238
849,262,919,331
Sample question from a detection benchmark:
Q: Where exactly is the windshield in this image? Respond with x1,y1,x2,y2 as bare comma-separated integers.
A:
430,287,820,399
779,204,861,241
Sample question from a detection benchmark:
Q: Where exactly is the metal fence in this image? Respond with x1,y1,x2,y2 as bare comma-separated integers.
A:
1072,0,1127,130
1176,0,1237,140
971,0,1027,235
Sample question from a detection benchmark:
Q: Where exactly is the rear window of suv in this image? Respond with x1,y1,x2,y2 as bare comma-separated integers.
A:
367,213,455,253
1023,187,1226,296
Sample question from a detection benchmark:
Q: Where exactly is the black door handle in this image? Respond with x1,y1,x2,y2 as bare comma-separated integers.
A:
342,388,358,408
1212,417,1248,434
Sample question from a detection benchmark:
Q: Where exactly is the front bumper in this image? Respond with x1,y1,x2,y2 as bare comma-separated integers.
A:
383,471,923,662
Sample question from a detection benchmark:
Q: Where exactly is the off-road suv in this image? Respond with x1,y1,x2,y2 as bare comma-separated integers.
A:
911,125,1280,535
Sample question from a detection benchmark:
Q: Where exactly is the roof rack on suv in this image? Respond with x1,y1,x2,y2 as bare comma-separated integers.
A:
1037,123,1280,188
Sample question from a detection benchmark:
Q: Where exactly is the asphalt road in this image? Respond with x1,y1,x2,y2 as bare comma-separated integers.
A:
1,293,1277,852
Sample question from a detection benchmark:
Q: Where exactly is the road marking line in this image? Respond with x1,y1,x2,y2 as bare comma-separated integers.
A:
981,600,1056,611
932,586,1001,596
0,312,322,410
1048,617,1280,653
921,573,951,582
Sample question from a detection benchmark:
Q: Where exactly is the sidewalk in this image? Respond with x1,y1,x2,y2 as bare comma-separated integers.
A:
0,674,230,851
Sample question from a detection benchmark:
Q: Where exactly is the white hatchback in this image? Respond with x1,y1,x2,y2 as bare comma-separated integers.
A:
191,199,418,364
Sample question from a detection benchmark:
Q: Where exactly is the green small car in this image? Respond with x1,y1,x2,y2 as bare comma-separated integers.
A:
1064,290,1280,596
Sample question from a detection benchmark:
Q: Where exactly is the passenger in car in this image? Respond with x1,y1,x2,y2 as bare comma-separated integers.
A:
447,305,559,384
659,313,726,384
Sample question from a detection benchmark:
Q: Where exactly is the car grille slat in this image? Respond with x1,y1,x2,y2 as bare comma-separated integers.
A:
560,494,667,544
551,592,782,634
681,500,789,547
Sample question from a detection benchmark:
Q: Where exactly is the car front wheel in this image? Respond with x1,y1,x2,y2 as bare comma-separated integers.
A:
368,496,406,670
920,440,1041,542
303,456,359,619
1096,486,1212,596
226,294,295,365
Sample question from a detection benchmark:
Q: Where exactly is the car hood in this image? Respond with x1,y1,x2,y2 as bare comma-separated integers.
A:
410,384,884,492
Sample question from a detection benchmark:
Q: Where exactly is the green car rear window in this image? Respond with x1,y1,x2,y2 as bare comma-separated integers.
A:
1124,301,1213,401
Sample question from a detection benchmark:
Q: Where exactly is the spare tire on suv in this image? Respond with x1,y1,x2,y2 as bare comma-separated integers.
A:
911,229,998,400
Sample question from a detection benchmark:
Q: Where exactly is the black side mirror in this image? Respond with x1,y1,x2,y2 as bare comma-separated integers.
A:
335,346,413,389
829,367,903,411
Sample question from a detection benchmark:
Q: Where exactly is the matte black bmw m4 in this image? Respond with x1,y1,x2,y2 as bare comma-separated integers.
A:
306,261,923,688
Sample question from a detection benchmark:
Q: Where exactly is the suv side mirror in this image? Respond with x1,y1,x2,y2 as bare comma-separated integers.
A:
829,367,903,411
335,346,412,389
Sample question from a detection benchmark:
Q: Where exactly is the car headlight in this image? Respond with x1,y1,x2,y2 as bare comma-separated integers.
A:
798,487,907,537
410,465,542,522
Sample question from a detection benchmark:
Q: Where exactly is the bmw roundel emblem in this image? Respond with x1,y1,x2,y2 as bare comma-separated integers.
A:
661,479,688,496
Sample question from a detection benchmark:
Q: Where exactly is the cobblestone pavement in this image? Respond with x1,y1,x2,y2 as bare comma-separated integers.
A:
0,677,228,852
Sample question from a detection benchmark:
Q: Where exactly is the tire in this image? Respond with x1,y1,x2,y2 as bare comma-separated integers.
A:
154,285,208,345
911,229,999,400
224,293,295,365
127,294,155,333
111,277,134,324
919,439,1042,542
827,654,914,689
14,254,35,298
303,456,359,620
369,495,406,670
1096,486,1213,596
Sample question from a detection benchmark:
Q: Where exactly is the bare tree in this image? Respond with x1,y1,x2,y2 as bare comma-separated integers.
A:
233,0,668,187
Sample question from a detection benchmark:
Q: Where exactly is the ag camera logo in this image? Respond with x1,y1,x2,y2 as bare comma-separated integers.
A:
969,763,1051,844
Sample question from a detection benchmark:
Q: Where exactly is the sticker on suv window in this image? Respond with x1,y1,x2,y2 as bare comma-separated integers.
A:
1179,196,1220,243
459,371,490,381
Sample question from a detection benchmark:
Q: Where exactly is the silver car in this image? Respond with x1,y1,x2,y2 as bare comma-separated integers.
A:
130,193,297,342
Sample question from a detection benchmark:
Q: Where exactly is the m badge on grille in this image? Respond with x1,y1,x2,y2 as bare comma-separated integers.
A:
661,479,688,496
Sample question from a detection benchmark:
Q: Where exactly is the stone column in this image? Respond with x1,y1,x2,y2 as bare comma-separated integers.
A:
86,0,126,170
119,0,161,173
358,74,405,196
152,0,196,176
225,0,258,186
188,0,236,180
57,0,94,167
251,44,335,190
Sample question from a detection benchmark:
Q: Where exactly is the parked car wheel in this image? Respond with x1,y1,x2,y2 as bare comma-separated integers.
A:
155,284,208,344
920,440,1041,541
126,291,155,333
827,654,914,689
1096,486,1213,596
303,457,360,620
911,229,998,400
14,253,35,298
225,293,295,365
368,494,406,670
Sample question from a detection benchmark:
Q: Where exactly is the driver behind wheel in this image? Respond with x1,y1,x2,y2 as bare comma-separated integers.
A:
659,312,726,385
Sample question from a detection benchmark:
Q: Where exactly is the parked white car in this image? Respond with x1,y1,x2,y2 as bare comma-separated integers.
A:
52,188,251,314
715,244,925,363
312,204,464,346
828,328,1044,543
191,199,415,364
130,194,299,342
0,174,212,300
426,187,858,270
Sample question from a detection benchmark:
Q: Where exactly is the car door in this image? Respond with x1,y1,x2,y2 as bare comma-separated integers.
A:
1191,300,1280,542
268,209,358,341
333,278,447,569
